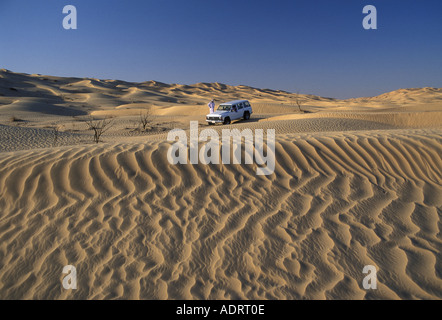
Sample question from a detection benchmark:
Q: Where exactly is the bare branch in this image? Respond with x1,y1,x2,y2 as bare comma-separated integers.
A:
84,117,114,143
295,91,303,112
139,109,152,131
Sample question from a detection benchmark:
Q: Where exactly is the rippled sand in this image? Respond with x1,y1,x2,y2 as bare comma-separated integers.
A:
0,70,441,299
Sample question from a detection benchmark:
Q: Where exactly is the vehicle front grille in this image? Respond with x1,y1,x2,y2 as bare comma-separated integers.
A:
207,117,220,121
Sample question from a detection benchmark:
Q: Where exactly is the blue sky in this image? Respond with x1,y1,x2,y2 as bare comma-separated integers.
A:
0,0,441,98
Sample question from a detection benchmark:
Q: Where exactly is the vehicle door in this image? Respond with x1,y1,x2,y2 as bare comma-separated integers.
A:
234,103,243,120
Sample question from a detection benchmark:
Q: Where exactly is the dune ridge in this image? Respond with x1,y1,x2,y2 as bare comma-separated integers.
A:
2,70,441,118
0,128,441,299
0,69,441,300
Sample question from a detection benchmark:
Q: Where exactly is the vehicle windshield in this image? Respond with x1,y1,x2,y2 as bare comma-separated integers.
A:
217,105,231,111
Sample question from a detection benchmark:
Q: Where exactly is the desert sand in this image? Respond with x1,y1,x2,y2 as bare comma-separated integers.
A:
0,69,441,299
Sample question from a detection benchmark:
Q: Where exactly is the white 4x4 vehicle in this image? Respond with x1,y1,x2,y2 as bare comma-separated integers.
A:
206,100,253,125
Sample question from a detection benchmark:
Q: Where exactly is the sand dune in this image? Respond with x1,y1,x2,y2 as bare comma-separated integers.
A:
0,98,88,116
3,69,440,117
262,111,442,129
0,129,440,299
0,125,89,152
0,70,441,300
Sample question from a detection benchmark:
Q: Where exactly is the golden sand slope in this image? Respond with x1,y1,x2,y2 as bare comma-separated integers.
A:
2,69,441,120
0,128,441,299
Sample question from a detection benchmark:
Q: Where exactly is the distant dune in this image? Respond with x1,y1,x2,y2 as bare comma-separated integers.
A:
0,69,441,299
1,69,441,118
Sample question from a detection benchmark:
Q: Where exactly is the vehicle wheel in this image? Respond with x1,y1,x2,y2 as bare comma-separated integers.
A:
243,112,250,120
223,117,231,125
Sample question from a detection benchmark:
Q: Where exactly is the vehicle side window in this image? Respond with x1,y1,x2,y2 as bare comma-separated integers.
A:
238,103,244,109
245,101,250,107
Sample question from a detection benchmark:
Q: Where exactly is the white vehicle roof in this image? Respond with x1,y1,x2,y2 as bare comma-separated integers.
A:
219,100,249,105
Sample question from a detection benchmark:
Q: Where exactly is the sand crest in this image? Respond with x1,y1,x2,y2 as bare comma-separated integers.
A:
0,70,441,299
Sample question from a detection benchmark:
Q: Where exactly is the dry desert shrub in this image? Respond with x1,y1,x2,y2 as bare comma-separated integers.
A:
84,116,114,143
139,109,152,131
